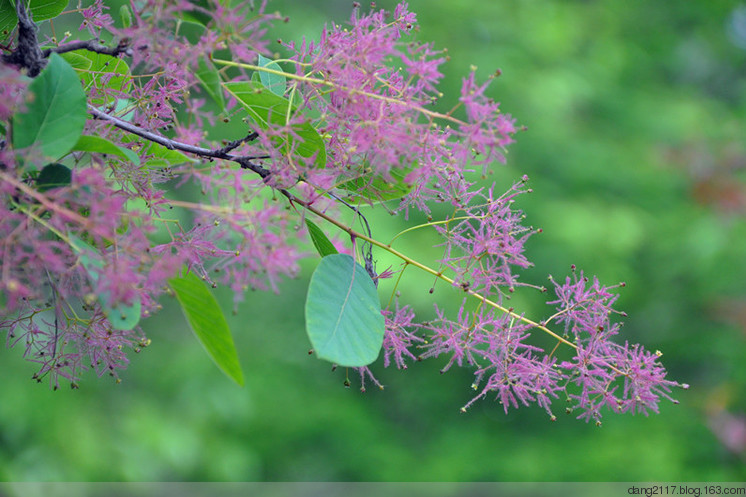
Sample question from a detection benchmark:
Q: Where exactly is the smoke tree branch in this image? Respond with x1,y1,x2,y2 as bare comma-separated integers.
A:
42,39,133,58
1,1,45,76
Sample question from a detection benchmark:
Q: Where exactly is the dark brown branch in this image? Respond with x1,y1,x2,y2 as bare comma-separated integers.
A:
43,39,133,58
1,2,131,76
88,106,272,180
1,1,45,77
215,131,259,155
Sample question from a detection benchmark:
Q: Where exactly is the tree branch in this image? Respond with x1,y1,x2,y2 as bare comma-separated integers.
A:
43,39,133,58
215,131,259,155
88,106,271,179
1,1,45,77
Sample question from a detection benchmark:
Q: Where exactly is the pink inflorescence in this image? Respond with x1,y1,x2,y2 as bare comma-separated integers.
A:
0,168,174,386
546,270,684,422
286,2,517,215
437,179,537,297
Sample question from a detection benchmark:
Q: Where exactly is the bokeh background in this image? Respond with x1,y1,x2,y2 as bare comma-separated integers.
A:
2,0,746,481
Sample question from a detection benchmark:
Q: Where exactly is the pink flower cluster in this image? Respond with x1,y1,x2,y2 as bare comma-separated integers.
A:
438,178,537,296
0,167,166,386
547,270,683,422
286,2,515,214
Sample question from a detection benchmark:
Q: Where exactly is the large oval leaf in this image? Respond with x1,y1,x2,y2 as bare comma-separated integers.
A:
305,254,384,367
12,53,87,161
169,271,244,386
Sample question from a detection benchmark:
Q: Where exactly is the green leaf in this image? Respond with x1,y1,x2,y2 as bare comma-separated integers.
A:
169,271,244,386
69,236,142,331
72,135,140,165
340,165,415,203
36,162,71,192
119,4,132,28
112,98,135,122
0,0,69,40
60,50,133,107
178,4,212,27
224,81,326,168
305,219,338,257
120,134,195,167
257,54,286,97
196,56,225,110
60,52,92,71
305,254,384,367
141,142,194,168
12,53,87,162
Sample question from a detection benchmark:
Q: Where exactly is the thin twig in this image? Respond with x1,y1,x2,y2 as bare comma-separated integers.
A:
214,131,259,155
327,191,378,284
88,106,272,179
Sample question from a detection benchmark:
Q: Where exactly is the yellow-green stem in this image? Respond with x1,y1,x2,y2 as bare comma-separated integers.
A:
211,58,462,126
302,203,577,350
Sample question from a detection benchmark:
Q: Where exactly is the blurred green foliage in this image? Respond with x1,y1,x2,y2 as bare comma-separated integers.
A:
2,0,746,481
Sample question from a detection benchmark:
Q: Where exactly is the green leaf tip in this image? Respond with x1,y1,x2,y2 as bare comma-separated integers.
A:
305,219,338,257
169,271,245,386
257,54,287,97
